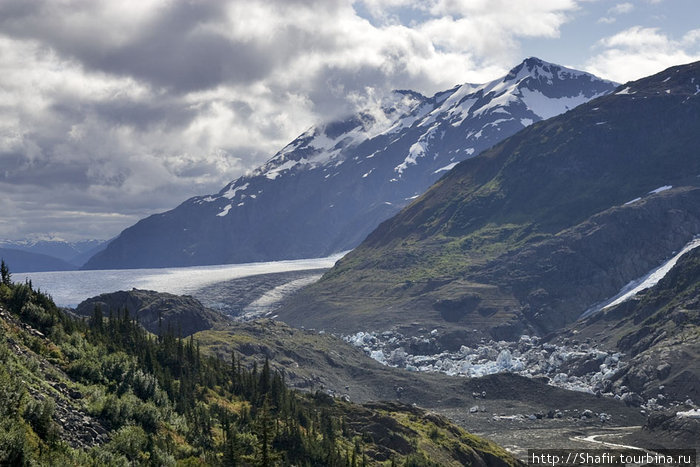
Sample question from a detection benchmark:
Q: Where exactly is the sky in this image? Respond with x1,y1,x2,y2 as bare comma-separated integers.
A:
0,0,698,242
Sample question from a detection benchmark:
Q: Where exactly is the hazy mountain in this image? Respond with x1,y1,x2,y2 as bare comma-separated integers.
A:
0,239,107,268
84,58,616,269
275,60,700,339
0,247,76,273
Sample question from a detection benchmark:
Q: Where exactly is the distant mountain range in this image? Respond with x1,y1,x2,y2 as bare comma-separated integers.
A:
84,58,616,269
0,239,107,272
0,248,77,273
275,60,700,340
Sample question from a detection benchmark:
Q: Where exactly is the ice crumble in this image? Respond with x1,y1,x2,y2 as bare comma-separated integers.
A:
344,331,625,395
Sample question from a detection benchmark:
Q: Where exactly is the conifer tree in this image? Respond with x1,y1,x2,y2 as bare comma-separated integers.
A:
0,260,10,286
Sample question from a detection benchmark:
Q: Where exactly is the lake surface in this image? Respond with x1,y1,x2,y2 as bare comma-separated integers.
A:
22,253,346,308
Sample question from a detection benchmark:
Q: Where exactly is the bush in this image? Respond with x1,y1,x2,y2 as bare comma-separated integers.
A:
107,425,148,464
23,399,60,444
0,360,25,419
0,419,29,466
131,369,158,401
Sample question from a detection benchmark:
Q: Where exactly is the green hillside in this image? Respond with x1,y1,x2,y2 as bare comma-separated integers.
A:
0,262,520,466
277,61,700,339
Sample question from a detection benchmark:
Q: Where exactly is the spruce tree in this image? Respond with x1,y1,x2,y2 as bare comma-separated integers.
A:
0,260,10,286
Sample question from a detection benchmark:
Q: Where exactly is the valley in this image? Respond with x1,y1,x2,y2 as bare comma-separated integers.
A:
1,58,699,464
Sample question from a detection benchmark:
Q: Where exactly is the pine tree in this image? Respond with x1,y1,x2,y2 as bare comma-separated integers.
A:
91,305,104,332
256,396,276,467
0,260,10,286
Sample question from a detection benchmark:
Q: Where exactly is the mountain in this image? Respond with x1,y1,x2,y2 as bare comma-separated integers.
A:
0,239,107,268
0,247,76,273
84,58,616,269
275,60,700,340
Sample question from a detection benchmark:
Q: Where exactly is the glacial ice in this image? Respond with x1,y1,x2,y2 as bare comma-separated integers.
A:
676,409,700,419
344,331,626,394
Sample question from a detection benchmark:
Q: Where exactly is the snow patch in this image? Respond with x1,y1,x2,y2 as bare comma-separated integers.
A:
395,141,427,174
520,89,596,120
222,182,249,200
616,86,634,95
216,205,232,217
624,197,641,205
520,118,533,126
649,185,672,194
265,160,299,180
434,162,459,174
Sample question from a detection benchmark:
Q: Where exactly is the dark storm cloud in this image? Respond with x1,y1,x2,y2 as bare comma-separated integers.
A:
0,0,288,93
53,97,200,131
0,152,91,188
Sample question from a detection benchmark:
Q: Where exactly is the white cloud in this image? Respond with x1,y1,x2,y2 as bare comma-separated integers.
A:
586,26,700,82
597,1,634,24
609,2,634,15
0,0,636,241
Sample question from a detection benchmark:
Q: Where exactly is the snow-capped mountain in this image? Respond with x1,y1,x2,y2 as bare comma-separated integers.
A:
84,58,617,269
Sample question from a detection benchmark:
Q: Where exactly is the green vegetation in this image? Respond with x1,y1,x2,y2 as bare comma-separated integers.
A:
277,63,700,335
0,262,519,466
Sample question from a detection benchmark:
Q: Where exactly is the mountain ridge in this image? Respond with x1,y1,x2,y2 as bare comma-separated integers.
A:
274,60,700,338
84,57,616,269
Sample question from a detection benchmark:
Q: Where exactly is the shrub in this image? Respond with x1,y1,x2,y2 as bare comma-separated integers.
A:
23,399,60,445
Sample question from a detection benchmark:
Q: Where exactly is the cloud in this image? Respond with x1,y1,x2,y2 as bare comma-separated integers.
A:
0,0,593,240
586,27,700,82
609,2,634,15
597,1,634,24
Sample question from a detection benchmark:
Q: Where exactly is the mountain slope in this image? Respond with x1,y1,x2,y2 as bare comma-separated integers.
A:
0,269,522,466
275,60,700,338
84,58,615,269
564,245,700,403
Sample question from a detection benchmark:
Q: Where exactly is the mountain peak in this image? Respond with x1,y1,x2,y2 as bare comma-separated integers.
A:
503,57,605,87
84,59,617,269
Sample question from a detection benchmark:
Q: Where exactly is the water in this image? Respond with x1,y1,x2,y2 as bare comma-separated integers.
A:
21,253,346,308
